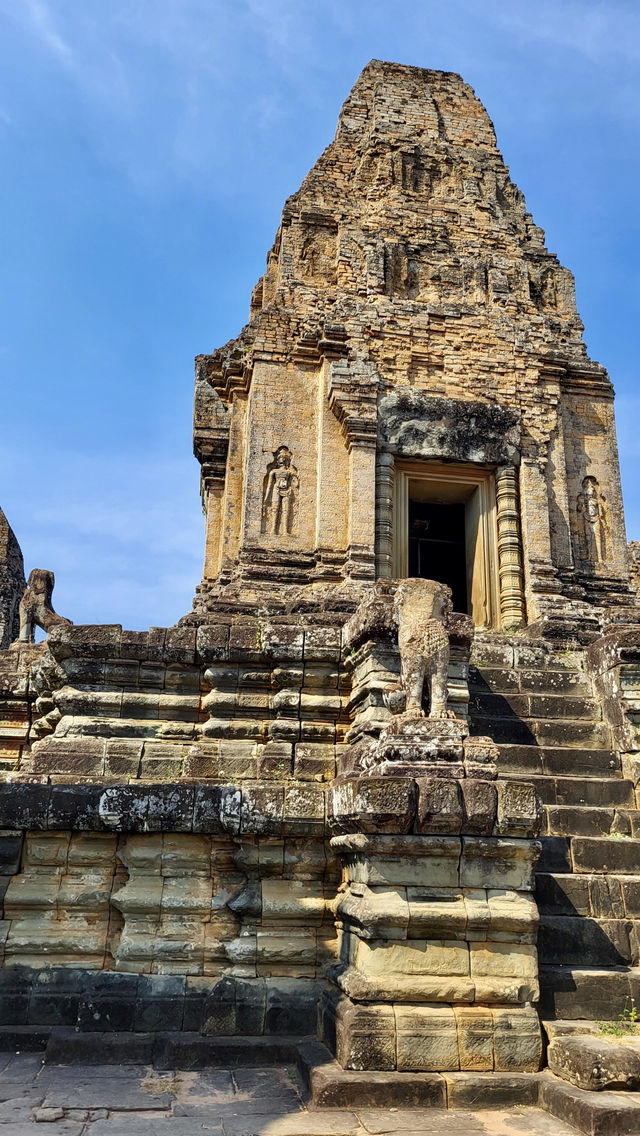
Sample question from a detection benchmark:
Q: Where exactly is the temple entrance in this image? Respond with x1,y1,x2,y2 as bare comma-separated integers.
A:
408,499,468,612
392,462,500,627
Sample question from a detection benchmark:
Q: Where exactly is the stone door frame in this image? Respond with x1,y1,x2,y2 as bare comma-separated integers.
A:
376,457,525,629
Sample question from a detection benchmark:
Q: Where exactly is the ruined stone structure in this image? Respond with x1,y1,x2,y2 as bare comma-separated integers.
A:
1,60,640,1126
0,508,25,651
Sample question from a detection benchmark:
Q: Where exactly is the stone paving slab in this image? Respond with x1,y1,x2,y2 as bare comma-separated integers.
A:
0,1055,583,1134
3,1126,85,1136
353,1109,570,1133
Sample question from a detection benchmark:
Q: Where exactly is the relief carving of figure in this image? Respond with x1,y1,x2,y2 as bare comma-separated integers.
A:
577,475,608,564
18,569,71,643
261,446,299,536
384,578,454,720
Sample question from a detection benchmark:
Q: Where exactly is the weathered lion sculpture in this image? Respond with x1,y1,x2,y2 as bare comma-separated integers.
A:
18,569,71,643
384,577,455,720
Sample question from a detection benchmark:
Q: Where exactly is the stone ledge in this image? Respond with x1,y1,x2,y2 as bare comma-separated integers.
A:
297,1040,542,1108
539,1070,640,1135
0,966,327,1037
0,775,542,838
549,1032,640,1092
0,1025,307,1067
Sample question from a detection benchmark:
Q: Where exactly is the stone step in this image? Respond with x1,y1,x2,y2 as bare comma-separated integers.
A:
539,965,640,1020
500,773,631,806
470,640,585,673
469,666,592,697
299,1040,542,1108
536,872,640,919
497,745,621,778
538,836,640,876
470,691,601,721
538,914,635,968
539,1071,640,1136
472,715,611,749
543,805,640,839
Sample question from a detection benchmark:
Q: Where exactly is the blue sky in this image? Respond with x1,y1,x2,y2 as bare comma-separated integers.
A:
1,0,639,630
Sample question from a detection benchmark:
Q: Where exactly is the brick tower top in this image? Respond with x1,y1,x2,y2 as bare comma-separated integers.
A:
192,61,633,630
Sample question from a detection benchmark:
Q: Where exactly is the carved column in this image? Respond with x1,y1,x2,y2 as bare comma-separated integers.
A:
375,453,394,579
496,465,526,628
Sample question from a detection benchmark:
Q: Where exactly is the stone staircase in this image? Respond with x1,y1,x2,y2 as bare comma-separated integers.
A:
469,634,640,1021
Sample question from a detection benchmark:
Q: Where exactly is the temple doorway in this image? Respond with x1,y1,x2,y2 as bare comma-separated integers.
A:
392,461,500,627
408,499,468,612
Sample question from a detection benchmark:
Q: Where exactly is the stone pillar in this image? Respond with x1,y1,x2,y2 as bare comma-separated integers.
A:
328,362,378,581
324,727,543,1073
324,583,543,1075
495,464,526,629
375,453,395,579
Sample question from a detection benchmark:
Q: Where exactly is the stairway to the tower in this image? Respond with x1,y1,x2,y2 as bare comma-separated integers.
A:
469,633,640,1023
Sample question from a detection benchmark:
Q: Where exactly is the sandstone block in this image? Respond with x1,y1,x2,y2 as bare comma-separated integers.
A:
454,1006,494,1071
240,785,284,836
493,1007,543,1072
395,1004,459,1071
495,780,542,837
470,940,538,980
354,777,417,834
333,999,397,1071
261,879,325,925
548,1033,640,1091
283,784,325,835
294,743,336,781
354,936,470,978
460,837,538,891
416,778,462,834
460,780,497,835
407,889,466,940
336,884,409,939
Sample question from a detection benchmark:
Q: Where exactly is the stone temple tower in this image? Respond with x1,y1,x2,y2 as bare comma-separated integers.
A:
193,59,634,637
0,61,640,1122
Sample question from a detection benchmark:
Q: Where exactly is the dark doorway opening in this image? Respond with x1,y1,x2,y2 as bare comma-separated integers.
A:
408,499,468,613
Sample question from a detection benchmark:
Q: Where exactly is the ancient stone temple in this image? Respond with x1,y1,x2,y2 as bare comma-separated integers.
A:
1,60,640,1128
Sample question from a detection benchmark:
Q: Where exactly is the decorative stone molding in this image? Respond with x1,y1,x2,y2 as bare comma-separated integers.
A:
328,361,378,452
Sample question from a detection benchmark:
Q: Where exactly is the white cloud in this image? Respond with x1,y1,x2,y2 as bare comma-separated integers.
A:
21,0,72,59
479,0,640,64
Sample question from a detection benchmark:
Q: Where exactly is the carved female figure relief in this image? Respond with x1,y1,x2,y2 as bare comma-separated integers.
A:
261,446,299,536
577,475,609,564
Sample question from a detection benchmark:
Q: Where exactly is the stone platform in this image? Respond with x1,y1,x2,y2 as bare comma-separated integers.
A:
0,1033,628,1135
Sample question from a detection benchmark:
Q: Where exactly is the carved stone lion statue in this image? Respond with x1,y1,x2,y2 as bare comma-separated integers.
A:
384,578,455,720
18,569,71,643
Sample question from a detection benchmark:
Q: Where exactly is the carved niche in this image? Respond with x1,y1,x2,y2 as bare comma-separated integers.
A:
261,446,299,536
576,475,609,565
